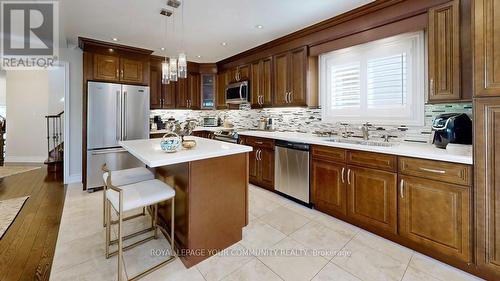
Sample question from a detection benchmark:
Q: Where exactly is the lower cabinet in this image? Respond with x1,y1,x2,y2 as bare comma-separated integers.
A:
192,130,214,139
399,175,471,262
240,136,275,191
347,165,398,234
311,158,347,216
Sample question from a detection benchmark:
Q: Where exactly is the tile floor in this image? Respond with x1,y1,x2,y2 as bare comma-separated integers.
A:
50,183,483,281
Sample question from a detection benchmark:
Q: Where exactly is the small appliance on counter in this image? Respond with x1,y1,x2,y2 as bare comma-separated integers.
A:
202,116,218,127
431,113,472,149
153,115,166,130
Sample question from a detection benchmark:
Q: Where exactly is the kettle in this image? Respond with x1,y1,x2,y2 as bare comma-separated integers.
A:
431,113,472,149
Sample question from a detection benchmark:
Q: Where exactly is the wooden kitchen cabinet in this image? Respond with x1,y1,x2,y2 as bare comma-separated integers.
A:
120,57,144,84
273,46,307,106
93,53,148,84
239,136,275,191
312,158,347,216
347,165,398,234
150,58,176,109
216,71,229,109
428,0,461,102
399,175,471,262
93,54,120,81
188,73,201,109
251,57,273,108
228,64,250,83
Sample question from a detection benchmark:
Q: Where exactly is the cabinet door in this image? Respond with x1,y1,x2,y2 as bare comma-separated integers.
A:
93,54,120,81
312,159,347,216
273,52,289,106
229,68,238,83
163,82,176,109
250,61,261,107
428,0,460,101
475,97,500,274
188,73,201,109
238,64,250,81
120,58,144,84
347,166,397,234
474,0,500,97
261,57,273,106
216,72,228,109
289,47,307,105
248,147,259,185
176,78,188,109
399,175,470,262
259,148,275,191
149,61,162,109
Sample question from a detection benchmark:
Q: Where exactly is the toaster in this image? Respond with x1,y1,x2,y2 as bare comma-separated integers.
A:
431,113,472,149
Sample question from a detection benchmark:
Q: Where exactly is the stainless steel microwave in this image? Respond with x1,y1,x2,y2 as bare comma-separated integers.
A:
225,81,249,104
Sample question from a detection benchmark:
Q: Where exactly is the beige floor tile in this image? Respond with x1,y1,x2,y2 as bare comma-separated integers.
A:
222,257,282,281
51,230,106,273
283,201,320,220
123,236,175,279
249,193,282,218
259,206,310,235
332,237,409,281
409,253,484,281
196,243,254,281
402,266,441,281
290,221,355,259
258,237,329,281
352,229,413,264
312,212,359,234
249,185,288,205
139,258,205,281
49,255,118,281
312,262,361,281
241,219,287,251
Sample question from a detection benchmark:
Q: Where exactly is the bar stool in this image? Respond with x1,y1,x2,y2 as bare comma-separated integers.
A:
103,165,176,281
102,167,155,227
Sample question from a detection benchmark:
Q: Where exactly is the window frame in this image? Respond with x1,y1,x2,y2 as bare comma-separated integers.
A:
319,31,426,126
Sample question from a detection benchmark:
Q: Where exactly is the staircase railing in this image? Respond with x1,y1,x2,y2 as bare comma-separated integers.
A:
45,111,64,164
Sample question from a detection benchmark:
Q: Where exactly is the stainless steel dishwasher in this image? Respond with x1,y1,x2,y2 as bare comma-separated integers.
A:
275,140,310,205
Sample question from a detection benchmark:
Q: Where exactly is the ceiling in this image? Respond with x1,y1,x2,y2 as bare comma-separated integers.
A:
61,0,373,63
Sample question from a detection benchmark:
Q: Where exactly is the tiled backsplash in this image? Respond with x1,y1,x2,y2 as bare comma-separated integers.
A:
151,103,472,143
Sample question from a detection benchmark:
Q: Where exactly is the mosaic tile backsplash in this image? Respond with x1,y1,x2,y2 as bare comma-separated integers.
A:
151,103,472,143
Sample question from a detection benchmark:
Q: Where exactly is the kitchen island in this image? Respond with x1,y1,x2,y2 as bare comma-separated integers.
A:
120,137,252,267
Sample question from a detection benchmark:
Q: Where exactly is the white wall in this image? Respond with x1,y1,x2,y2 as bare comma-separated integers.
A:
5,70,50,163
60,47,83,183
0,71,6,117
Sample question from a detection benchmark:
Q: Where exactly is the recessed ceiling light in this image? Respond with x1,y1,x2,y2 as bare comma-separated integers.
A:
160,47,165,51
196,55,202,58
221,42,227,46
255,25,263,29
112,38,118,42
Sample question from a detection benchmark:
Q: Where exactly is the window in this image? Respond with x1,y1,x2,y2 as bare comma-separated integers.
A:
320,31,425,125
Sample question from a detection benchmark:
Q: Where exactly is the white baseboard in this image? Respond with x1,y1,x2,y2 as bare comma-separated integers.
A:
65,173,82,184
5,156,46,163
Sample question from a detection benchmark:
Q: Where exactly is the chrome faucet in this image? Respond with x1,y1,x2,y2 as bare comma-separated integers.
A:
360,122,372,140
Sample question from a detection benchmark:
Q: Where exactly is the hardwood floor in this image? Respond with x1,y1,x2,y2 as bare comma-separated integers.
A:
0,166,65,281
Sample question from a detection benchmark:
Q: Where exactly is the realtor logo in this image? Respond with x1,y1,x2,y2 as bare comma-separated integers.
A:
0,1,59,69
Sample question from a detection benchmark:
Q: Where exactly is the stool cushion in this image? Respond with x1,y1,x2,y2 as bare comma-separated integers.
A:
106,179,175,212
103,167,154,187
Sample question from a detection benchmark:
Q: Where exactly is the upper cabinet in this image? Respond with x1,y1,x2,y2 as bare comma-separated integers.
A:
216,71,229,109
80,37,151,86
273,46,307,106
228,64,250,83
428,0,461,102
150,58,176,109
474,0,500,97
250,57,273,108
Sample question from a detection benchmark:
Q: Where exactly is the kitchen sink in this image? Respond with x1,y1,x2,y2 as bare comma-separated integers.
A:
324,138,399,147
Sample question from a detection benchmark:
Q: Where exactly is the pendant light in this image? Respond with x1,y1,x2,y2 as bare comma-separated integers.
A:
169,10,178,82
161,8,170,84
177,0,187,78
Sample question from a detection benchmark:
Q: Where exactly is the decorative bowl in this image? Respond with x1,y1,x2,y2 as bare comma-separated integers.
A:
182,139,197,150
160,132,181,153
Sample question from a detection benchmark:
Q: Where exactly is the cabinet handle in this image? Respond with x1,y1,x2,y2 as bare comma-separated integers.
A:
255,141,263,145
400,179,404,199
341,167,345,183
285,92,289,103
347,169,351,185
116,69,119,78
120,69,124,79
419,167,446,174
430,79,434,96
256,149,261,161
289,91,293,103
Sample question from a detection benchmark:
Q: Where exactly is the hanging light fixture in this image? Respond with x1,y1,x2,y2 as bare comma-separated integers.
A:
169,57,178,82
177,0,187,78
161,8,171,84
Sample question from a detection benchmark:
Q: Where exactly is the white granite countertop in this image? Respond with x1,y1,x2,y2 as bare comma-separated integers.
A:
120,137,252,168
238,130,473,165
150,127,227,135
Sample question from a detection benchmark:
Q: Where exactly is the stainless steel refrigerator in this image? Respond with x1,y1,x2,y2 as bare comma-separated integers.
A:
86,81,149,190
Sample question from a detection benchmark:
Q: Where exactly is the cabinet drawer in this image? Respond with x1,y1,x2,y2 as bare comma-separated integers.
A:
245,136,274,149
399,157,472,186
311,145,346,163
347,150,397,172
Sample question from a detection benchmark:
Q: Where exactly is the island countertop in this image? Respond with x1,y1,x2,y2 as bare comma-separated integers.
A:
120,136,252,168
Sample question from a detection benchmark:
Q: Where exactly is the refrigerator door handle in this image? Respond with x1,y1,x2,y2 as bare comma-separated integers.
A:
116,90,121,141
90,147,127,155
123,91,127,140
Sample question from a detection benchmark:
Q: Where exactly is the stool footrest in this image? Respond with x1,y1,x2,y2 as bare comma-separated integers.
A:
109,227,155,246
